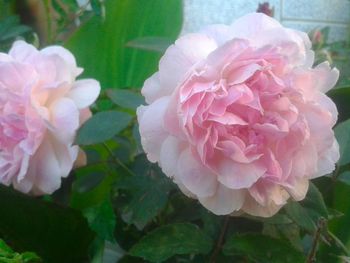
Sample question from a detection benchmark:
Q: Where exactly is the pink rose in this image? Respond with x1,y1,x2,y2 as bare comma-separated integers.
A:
0,41,100,195
137,13,339,217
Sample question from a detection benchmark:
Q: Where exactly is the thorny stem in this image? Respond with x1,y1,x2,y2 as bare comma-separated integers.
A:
306,217,327,263
210,216,230,263
102,142,135,176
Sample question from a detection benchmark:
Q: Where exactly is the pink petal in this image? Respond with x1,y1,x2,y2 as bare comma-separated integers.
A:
176,148,217,198
159,33,217,94
218,159,266,189
199,184,245,215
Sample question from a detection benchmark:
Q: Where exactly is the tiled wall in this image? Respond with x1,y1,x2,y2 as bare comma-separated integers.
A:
182,0,350,41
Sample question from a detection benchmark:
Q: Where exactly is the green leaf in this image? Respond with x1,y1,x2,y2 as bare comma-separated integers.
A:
129,223,213,262
335,119,350,166
19,252,42,263
65,0,183,89
301,182,328,219
328,87,350,122
126,37,172,53
73,170,106,193
0,16,31,40
285,201,316,232
106,89,144,110
76,111,132,145
0,239,13,255
115,173,172,230
338,171,350,185
84,199,116,242
223,234,305,263
0,244,42,263
200,209,223,239
0,185,94,263
263,223,303,251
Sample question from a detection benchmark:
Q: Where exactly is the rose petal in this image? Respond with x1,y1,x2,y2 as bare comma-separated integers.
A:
218,159,266,189
199,184,245,215
137,97,170,162
176,148,217,198
67,79,100,109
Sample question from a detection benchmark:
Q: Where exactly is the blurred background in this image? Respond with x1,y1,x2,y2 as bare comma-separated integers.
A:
182,0,350,41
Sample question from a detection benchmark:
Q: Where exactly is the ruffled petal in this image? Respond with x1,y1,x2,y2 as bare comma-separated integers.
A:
158,33,217,94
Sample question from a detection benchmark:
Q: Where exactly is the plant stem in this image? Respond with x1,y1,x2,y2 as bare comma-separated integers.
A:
102,142,135,176
210,216,230,263
306,217,327,263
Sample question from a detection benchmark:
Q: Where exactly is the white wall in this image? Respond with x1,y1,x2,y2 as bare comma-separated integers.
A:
182,0,350,41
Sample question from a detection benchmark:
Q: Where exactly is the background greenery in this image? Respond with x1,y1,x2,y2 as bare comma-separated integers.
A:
1,0,350,262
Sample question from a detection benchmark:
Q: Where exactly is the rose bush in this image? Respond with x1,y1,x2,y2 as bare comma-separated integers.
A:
137,13,339,217
0,40,100,195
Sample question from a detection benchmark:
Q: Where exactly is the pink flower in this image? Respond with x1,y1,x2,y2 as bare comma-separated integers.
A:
0,41,100,195
137,13,339,217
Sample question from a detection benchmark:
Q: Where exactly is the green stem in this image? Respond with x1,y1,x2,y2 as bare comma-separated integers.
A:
102,142,135,176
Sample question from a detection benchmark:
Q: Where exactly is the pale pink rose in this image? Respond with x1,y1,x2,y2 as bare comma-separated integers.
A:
137,13,339,217
0,41,100,195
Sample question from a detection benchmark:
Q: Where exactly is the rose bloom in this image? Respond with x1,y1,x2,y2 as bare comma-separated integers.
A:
137,13,339,217
0,41,100,195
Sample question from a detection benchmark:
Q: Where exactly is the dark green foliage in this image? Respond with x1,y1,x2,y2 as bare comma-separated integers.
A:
0,185,94,263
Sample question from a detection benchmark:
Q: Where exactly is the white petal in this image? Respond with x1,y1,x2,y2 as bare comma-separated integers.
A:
137,97,170,162
142,72,162,104
242,193,283,217
314,139,339,178
49,97,79,143
67,79,101,109
284,177,309,201
9,40,38,62
25,135,78,194
200,24,232,45
159,136,184,177
41,45,83,76
199,184,245,215
314,62,339,93
175,148,217,198
229,13,281,40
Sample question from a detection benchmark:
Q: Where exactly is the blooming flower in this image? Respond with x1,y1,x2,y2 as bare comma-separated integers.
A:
0,41,100,195
137,13,339,217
